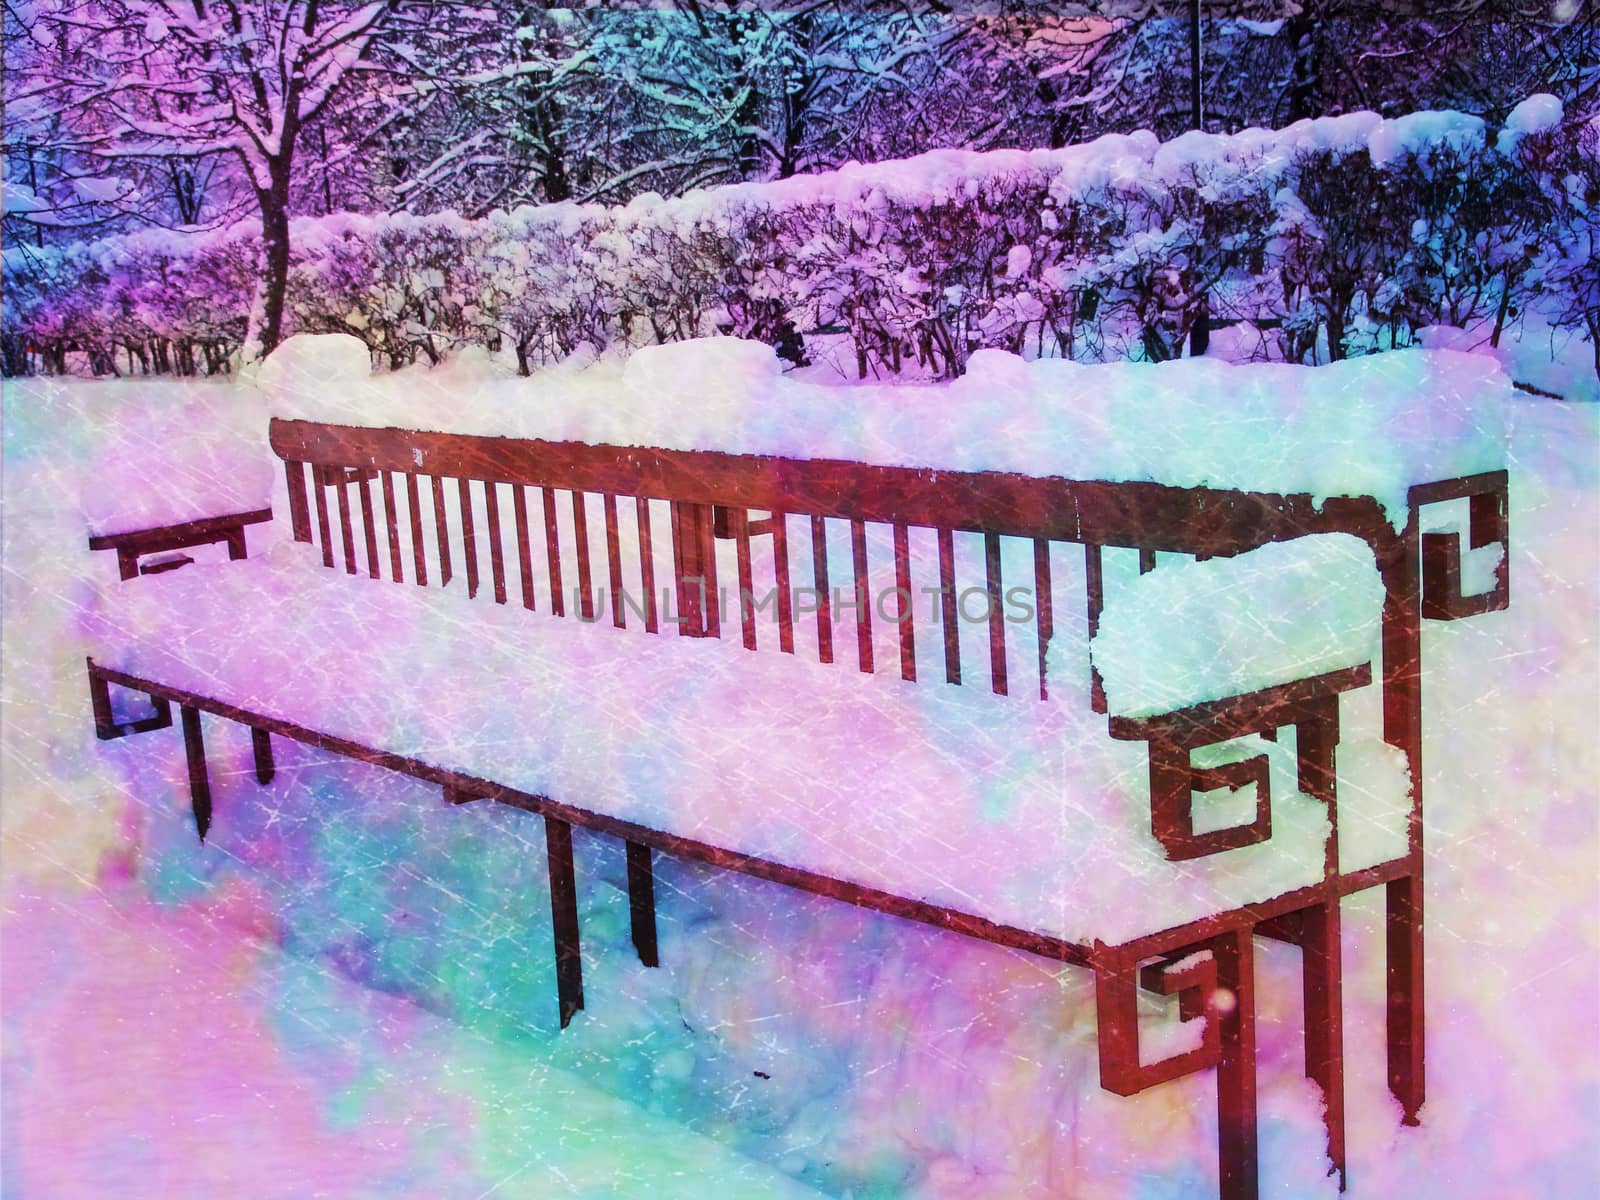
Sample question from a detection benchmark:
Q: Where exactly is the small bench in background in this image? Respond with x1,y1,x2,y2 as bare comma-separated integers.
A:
88,508,273,581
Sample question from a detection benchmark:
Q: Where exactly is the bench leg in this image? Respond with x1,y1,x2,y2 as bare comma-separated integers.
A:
1216,928,1258,1200
251,727,275,785
626,841,659,968
1301,904,1347,1189
1386,874,1425,1125
180,705,212,844
545,816,584,1028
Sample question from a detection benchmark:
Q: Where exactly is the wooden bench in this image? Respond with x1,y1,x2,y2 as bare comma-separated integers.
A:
83,415,1511,1200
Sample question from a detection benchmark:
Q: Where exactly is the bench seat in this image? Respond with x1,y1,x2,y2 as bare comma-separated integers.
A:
82,543,1408,949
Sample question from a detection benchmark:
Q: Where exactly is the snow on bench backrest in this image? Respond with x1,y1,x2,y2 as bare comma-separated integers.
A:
259,334,1510,715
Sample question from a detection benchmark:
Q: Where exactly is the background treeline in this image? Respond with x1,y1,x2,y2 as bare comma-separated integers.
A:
3,1,1596,369
5,105,1595,381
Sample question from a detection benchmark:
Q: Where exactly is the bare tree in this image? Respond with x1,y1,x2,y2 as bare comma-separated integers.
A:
6,0,446,357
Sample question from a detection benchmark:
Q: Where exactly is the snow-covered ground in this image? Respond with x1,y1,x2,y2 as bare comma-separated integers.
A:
2,356,1597,1198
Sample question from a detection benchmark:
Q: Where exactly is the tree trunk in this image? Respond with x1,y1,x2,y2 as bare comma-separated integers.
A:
1285,10,1320,123
253,170,294,359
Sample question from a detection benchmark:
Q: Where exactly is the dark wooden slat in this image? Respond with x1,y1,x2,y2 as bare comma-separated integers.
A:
380,471,404,583
405,472,428,586
545,816,584,1029
735,509,757,650
485,481,508,605
771,512,794,654
811,516,833,664
604,493,625,628
850,519,873,674
312,470,335,568
985,532,1007,696
636,496,658,633
458,477,480,599
670,501,719,638
357,471,380,580
334,469,358,575
938,527,960,685
626,841,659,968
1034,538,1053,700
1139,546,1158,574
1085,541,1106,713
285,461,312,543
571,490,595,620
513,484,536,611
894,523,916,681
431,475,452,587
543,487,565,616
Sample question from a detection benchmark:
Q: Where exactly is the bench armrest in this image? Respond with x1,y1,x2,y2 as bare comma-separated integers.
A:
87,508,274,581
1108,664,1372,861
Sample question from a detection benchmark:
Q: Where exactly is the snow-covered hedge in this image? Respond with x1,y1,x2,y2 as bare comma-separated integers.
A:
3,98,1595,380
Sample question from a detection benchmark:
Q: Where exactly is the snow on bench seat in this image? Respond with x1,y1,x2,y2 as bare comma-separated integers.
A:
81,540,1408,948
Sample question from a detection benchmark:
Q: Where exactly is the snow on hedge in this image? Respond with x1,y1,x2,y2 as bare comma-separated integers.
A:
262,332,1512,529
6,97,1594,386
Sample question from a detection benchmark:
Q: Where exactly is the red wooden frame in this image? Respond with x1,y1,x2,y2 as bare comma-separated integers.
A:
88,418,1514,1200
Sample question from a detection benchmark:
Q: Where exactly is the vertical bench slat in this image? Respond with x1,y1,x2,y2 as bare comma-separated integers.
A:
431,475,453,588
669,501,719,638
735,510,757,650
571,490,596,621
1034,537,1053,700
458,477,480,599
311,467,335,568
850,519,873,674
285,460,312,543
811,516,833,664
772,513,794,654
894,523,916,681
1139,545,1158,575
513,483,536,611
405,472,428,586
604,493,625,628
636,496,658,633
380,471,404,583
485,480,508,605
938,527,960,686
543,487,565,616
358,471,380,580
334,468,358,575
1085,541,1106,712
985,531,1007,696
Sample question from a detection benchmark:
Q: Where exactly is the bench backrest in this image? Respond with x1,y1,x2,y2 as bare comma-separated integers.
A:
269,417,1406,711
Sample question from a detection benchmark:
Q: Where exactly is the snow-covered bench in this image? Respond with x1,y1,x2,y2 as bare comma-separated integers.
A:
82,341,1513,1200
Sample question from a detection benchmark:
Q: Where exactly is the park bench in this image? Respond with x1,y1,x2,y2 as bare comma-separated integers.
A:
81,401,1510,1200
